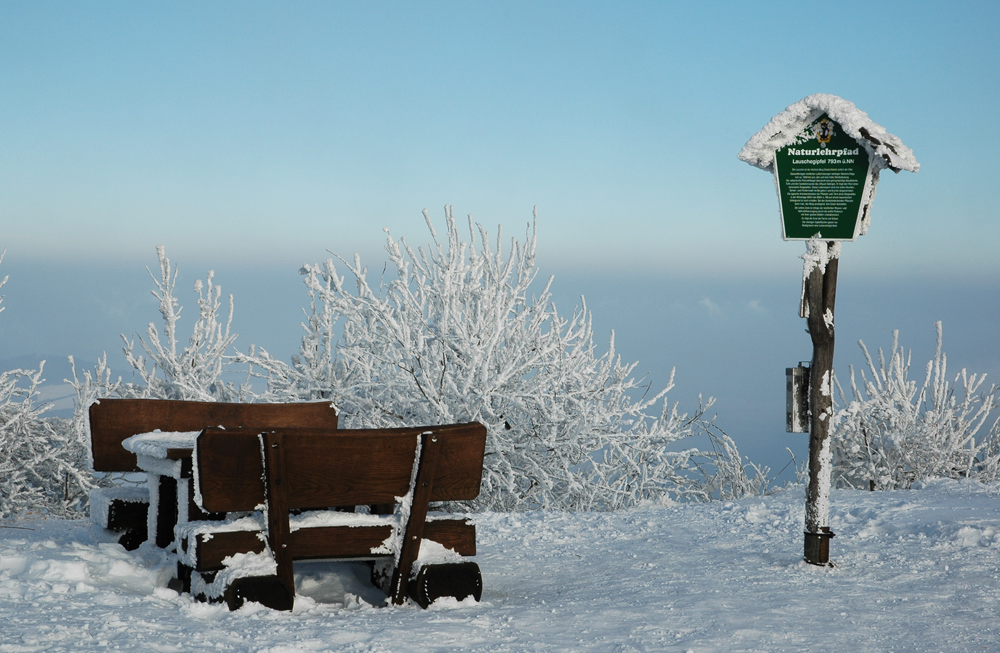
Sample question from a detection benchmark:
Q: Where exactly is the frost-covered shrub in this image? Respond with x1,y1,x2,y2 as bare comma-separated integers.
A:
0,365,93,518
1,221,764,516
832,322,1000,490
0,253,93,518
240,208,753,510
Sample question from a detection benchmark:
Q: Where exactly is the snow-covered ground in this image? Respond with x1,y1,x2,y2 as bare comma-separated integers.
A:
3,479,1000,652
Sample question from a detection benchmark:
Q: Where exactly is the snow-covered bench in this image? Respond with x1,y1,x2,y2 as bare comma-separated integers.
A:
87,398,339,550
181,422,487,610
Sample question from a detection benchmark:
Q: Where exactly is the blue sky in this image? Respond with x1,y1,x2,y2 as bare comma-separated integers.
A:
2,1,998,473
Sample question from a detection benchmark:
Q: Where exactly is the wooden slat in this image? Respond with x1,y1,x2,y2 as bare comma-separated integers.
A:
196,430,266,512
197,424,486,512
289,525,395,560
197,428,426,512
89,398,338,472
423,520,477,557
422,423,487,502
196,530,266,571
281,431,419,507
198,424,486,512
194,522,473,571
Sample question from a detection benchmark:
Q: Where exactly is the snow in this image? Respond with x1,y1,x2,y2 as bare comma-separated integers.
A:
122,431,201,459
122,431,201,480
4,479,1000,650
738,93,920,174
798,240,841,319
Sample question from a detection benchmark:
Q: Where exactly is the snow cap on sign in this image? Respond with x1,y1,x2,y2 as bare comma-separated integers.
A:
738,94,919,174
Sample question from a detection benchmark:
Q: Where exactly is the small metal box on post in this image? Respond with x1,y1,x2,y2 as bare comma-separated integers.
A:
739,94,918,566
786,363,810,433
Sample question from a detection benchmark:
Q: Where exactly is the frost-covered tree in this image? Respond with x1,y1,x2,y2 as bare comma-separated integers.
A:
832,322,1000,490
240,207,758,510
118,246,247,402
69,246,249,407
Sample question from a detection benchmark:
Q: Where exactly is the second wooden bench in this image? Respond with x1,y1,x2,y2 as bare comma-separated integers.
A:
88,398,339,550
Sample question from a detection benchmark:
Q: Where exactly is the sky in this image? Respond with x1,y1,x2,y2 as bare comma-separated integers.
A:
2,1,999,474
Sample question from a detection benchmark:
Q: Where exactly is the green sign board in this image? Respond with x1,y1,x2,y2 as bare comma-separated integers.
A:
774,114,872,240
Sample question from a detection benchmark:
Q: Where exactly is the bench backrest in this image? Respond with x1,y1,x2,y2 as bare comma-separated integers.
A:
89,398,339,472
195,423,487,513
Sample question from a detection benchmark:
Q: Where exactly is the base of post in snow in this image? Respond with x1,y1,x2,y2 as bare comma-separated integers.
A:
803,528,835,566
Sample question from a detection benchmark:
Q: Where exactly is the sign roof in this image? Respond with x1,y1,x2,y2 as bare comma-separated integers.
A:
738,94,919,174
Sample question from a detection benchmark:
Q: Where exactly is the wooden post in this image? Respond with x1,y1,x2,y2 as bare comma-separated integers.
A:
801,240,839,565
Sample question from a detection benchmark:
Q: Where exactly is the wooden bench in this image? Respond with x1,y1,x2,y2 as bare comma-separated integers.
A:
88,398,339,550
182,422,487,610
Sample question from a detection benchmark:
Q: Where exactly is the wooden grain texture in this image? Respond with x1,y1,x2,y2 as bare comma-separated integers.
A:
423,520,477,557
803,250,839,565
289,525,395,560
195,429,266,512
88,398,338,472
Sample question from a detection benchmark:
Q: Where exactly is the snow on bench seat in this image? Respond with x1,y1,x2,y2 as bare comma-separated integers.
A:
121,430,201,479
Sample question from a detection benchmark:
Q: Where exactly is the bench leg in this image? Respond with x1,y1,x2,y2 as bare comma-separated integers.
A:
408,562,483,608
224,575,294,612
168,562,193,595
100,497,149,551
389,432,442,605
116,527,147,551
154,476,178,549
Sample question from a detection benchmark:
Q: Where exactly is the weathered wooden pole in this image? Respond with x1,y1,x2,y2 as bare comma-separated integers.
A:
800,240,839,565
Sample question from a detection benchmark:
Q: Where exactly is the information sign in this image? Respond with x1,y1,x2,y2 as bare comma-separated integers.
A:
774,114,872,240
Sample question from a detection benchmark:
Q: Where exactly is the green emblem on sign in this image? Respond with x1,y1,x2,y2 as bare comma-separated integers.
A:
774,114,872,240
